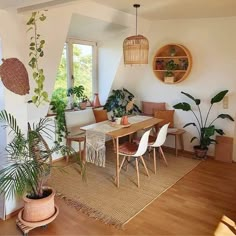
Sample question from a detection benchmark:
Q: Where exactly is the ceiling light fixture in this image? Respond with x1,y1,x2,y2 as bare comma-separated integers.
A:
123,4,149,65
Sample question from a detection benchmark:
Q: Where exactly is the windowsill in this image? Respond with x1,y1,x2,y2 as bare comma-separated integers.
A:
46,106,104,117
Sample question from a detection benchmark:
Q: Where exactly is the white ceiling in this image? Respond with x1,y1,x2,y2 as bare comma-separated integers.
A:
1,0,236,20
68,14,128,41
93,0,236,20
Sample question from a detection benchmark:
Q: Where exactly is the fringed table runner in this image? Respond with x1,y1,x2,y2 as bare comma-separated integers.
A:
84,115,151,167
86,130,106,167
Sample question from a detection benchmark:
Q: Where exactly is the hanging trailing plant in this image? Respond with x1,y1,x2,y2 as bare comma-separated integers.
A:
50,98,68,145
27,11,49,107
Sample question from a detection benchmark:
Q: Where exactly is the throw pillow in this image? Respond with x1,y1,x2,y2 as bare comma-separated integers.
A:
93,109,108,123
142,101,166,116
154,109,175,128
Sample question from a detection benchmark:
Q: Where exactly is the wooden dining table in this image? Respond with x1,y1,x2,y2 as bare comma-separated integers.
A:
81,116,162,187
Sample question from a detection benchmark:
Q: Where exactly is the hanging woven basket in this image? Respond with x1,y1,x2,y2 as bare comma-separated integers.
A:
0,58,30,95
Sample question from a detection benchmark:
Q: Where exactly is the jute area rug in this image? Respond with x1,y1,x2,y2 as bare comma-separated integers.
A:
48,146,200,228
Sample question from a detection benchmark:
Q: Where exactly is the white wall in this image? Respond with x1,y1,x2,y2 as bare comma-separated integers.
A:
0,9,28,216
116,17,236,158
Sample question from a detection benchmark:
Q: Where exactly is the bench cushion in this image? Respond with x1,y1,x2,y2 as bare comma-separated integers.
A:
142,101,166,116
154,109,175,128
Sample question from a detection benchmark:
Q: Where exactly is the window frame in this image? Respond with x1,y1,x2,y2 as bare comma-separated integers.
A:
66,38,98,106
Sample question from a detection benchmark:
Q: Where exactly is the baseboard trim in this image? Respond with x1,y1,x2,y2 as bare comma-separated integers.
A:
163,145,214,159
5,208,22,220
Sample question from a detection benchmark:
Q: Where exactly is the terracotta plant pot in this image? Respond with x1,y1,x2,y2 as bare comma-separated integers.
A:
22,187,56,222
121,115,129,125
194,145,208,159
79,102,87,110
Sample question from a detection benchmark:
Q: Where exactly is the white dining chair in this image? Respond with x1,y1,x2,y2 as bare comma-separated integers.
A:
118,129,151,188
149,123,170,174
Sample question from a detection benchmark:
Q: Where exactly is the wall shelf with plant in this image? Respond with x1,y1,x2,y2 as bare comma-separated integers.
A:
152,44,192,84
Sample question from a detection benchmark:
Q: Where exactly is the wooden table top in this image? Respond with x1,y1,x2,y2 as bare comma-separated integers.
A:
107,117,162,139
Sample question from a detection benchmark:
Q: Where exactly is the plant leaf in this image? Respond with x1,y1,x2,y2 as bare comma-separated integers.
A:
217,114,234,121
173,102,191,111
211,90,228,104
215,129,224,135
190,137,198,143
183,122,196,128
181,91,200,105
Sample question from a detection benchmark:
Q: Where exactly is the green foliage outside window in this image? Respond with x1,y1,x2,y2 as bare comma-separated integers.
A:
51,43,93,105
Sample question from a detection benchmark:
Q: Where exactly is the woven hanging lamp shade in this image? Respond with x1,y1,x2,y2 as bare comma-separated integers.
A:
0,58,30,95
123,34,149,64
123,4,149,65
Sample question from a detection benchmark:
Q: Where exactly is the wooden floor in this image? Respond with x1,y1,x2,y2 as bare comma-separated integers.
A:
1,158,236,236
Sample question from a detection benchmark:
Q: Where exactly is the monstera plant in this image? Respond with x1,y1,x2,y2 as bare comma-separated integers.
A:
173,90,234,158
104,88,141,117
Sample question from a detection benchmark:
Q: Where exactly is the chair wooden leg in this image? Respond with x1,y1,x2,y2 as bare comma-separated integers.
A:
119,156,127,172
159,146,168,166
79,142,82,160
126,156,130,171
135,158,140,188
153,147,157,174
66,139,71,163
140,155,150,177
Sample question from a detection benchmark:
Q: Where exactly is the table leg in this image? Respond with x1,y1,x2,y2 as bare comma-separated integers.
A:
180,133,184,153
112,138,116,153
116,137,120,188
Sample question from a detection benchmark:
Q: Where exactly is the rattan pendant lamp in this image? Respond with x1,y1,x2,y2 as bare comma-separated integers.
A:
123,4,149,65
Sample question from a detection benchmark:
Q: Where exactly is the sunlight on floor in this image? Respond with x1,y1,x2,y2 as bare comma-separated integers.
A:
214,215,236,236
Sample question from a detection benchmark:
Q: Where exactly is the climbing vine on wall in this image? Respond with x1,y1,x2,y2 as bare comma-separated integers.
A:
27,11,49,107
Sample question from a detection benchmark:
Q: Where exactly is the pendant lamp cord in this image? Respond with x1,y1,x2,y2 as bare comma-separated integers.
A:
136,6,137,35
133,4,140,36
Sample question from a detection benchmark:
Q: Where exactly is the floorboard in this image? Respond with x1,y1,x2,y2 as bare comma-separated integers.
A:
0,159,236,236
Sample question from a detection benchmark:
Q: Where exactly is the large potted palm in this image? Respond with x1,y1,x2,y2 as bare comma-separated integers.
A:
0,110,84,225
173,90,234,158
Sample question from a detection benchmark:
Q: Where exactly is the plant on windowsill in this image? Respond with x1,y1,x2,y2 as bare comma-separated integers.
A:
104,88,141,119
173,90,234,159
67,85,89,110
0,110,84,225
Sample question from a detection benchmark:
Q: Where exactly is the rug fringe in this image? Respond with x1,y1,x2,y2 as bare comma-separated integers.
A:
56,192,124,229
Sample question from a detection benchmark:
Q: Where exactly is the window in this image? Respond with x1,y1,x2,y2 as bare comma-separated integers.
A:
51,39,97,107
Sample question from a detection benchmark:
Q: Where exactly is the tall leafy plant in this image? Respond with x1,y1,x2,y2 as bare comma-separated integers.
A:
0,110,84,199
173,90,234,150
27,11,49,107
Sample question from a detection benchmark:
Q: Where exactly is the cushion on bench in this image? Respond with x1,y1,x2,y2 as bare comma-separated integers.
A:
142,101,166,116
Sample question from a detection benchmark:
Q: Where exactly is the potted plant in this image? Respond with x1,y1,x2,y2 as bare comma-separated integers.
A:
104,88,141,123
173,90,234,159
50,97,68,144
0,110,84,224
164,60,178,83
67,85,89,110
